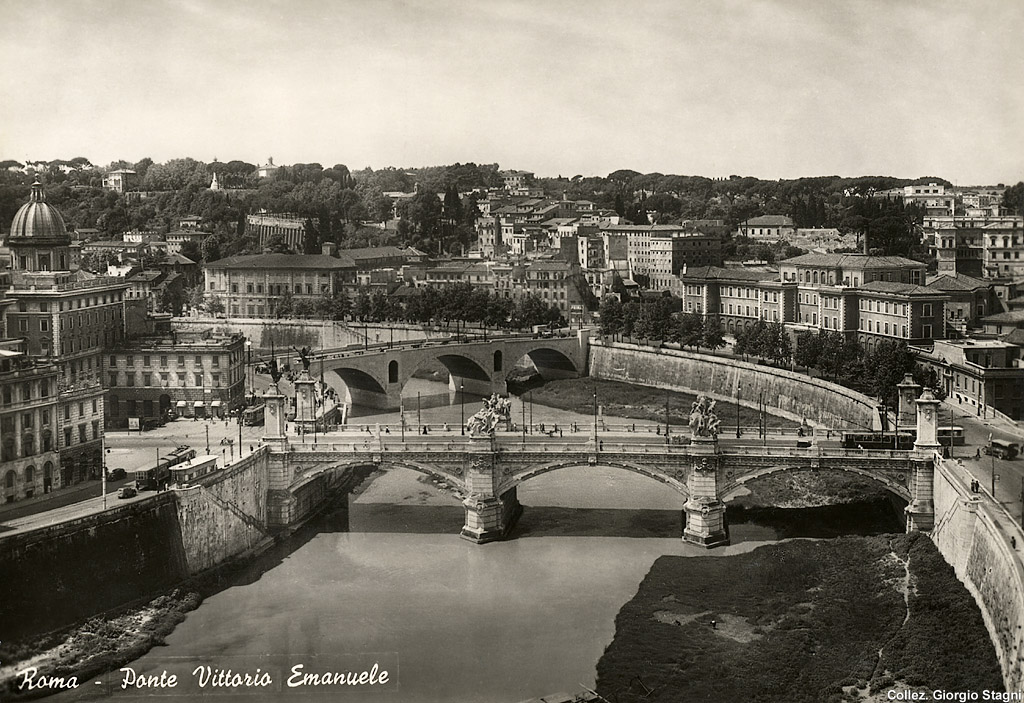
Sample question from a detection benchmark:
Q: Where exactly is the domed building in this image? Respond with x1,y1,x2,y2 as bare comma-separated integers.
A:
0,181,130,497
5,181,72,271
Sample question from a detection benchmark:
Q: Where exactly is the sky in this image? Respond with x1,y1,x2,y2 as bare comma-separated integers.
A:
1,0,1022,184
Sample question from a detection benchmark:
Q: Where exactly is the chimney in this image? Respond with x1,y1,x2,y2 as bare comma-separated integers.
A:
322,242,336,257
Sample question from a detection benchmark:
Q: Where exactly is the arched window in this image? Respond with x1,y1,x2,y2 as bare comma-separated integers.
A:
42,430,52,452
812,271,819,284
25,466,34,484
493,350,503,372
388,360,398,384
4,470,14,489
1,438,14,462
22,434,34,457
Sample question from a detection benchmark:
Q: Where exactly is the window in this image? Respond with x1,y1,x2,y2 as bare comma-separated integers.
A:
40,319,48,332
194,373,203,386
78,424,87,443
92,399,97,413
922,303,933,317
177,355,185,366
923,325,932,338
144,355,151,366
143,372,152,386
108,373,117,386
195,355,202,366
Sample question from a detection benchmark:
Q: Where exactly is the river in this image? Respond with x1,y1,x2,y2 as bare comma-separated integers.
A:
50,454,902,703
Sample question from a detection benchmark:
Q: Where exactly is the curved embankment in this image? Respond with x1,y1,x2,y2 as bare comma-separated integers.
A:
930,455,1024,692
172,317,448,352
588,339,878,430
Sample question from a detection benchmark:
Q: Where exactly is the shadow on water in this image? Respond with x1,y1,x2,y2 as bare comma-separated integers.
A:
727,499,907,541
318,497,908,541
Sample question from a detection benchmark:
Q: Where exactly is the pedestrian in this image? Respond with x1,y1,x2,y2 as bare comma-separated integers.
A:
711,619,717,630
1013,537,1018,549
976,448,981,459
559,429,563,437
599,440,603,451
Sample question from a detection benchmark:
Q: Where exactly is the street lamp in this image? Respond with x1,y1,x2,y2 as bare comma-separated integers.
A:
593,389,599,447
460,383,465,435
664,389,670,440
735,382,742,439
245,339,252,398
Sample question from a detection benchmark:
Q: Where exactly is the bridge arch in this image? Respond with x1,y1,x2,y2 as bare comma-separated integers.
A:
499,459,689,498
289,457,467,494
720,464,912,503
507,346,580,382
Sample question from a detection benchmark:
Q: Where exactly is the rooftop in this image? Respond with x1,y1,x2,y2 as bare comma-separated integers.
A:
206,253,356,270
858,281,944,296
782,253,924,269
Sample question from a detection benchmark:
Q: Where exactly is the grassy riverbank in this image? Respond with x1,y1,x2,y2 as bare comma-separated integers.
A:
512,377,799,428
595,533,1001,702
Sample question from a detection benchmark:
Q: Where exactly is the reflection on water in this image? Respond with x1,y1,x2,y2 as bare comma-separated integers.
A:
52,466,902,703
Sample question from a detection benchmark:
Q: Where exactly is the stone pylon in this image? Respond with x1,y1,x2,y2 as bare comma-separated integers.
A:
683,436,729,548
459,434,522,543
907,389,941,531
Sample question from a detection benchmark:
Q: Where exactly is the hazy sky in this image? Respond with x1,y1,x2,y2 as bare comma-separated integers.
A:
2,0,1021,183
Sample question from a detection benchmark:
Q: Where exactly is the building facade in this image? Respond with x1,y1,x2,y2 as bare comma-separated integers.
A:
105,332,246,425
0,342,61,502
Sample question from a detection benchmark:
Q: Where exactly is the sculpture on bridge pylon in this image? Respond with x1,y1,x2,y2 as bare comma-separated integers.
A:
688,394,721,438
465,394,512,438
293,346,314,373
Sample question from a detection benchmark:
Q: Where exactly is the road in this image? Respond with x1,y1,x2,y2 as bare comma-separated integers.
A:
941,398,1024,525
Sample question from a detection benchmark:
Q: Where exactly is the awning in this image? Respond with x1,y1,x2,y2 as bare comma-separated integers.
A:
210,400,222,407
193,401,204,408
175,400,186,408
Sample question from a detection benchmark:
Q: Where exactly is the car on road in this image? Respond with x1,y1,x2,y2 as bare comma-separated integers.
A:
107,468,127,481
984,439,1019,460
117,486,137,499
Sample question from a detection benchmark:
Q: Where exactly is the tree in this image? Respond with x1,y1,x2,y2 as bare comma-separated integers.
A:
701,317,725,351
264,233,293,254
865,341,916,407
1003,182,1024,216
179,239,203,263
599,298,624,335
205,294,225,315
200,234,223,263
678,313,704,348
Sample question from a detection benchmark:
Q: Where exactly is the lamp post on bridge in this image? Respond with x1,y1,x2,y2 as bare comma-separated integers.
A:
460,382,465,435
735,382,742,439
593,389,599,449
664,389,670,440
245,339,252,397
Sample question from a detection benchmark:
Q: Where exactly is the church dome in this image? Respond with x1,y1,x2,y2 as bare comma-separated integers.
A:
8,181,69,243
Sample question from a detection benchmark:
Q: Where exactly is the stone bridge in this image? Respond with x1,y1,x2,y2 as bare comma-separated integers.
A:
260,384,943,547
304,332,588,409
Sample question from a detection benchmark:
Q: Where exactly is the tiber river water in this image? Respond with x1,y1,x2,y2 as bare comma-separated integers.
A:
54,461,903,703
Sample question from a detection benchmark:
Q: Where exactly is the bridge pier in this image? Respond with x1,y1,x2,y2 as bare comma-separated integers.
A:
683,437,729,548
460,437,521,543
449,375,497,399
346,386,402,412
906,389,941,531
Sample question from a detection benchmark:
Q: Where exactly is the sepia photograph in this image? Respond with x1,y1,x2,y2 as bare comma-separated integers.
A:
1,0,1023,701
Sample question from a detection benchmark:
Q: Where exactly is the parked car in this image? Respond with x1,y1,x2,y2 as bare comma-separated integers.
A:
118,486,137,499
107,468,127,481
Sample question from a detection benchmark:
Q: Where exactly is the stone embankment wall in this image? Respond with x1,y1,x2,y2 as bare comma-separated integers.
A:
175,450,272,573
0,494,187,640
173,318,447,352
0,452,274,640
589,340,878,429
931,455,1024,691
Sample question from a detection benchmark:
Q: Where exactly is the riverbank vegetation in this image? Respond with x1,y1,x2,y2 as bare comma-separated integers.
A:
595,533,1001,702
0,589,202,700
510,376,799,429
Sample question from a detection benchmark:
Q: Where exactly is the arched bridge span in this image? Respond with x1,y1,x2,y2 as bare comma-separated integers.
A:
309,334,587,410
